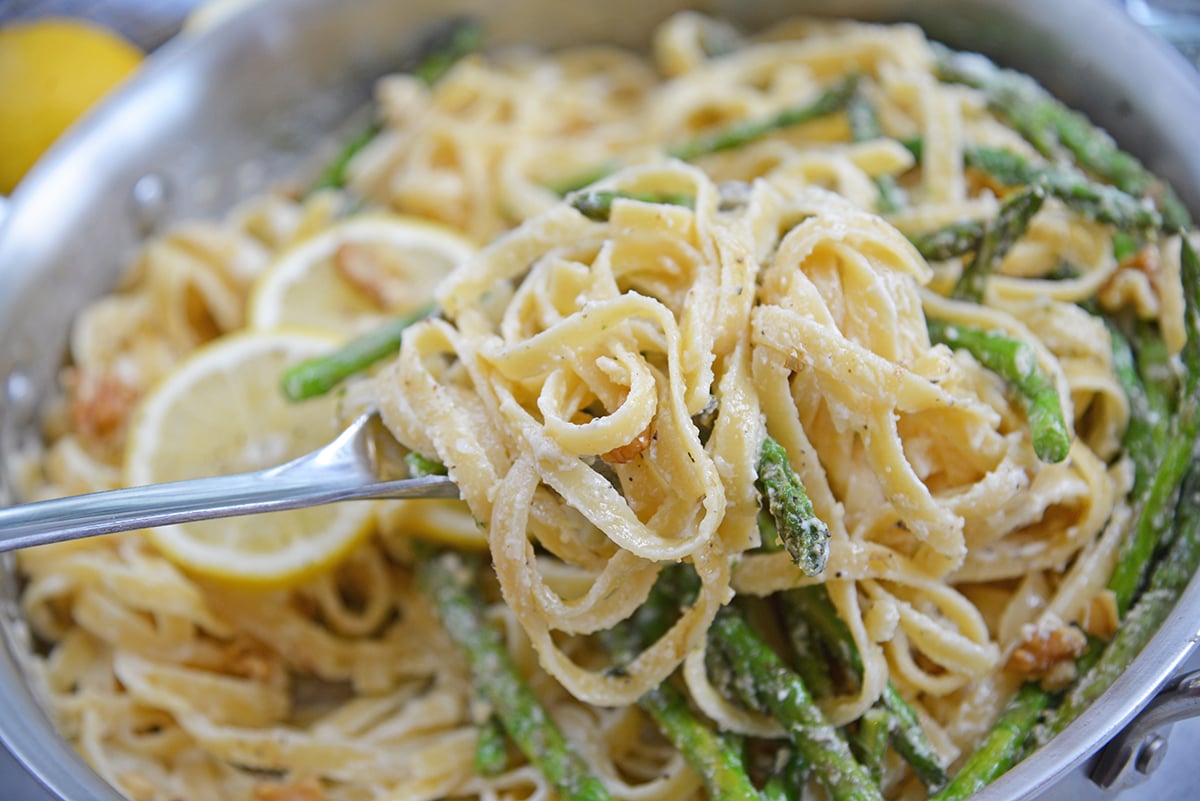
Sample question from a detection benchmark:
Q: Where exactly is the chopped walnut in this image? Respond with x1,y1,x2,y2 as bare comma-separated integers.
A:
600,424,653,464
1081,589,1120,640
1118,242,1160,280
253,776,327,801
66,369,139,448
334,242,393,308
334,240,439,311
1006,616,1087,684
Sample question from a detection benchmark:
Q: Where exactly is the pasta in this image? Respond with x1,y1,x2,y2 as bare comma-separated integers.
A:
12,11,1194,801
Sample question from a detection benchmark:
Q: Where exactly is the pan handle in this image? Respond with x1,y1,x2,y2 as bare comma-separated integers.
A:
1089,669,1200,790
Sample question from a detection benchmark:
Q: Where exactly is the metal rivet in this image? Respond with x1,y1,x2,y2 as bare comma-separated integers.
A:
129,173,171,236
1134,733,1168,776
5,371,33,408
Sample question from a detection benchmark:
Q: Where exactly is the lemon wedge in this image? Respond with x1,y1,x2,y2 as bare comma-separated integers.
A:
0,18,142,193
378,498,488,550
248,215,475,339
125,329,375,586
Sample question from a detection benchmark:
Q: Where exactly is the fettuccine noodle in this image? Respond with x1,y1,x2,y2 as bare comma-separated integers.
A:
15,11,1179,801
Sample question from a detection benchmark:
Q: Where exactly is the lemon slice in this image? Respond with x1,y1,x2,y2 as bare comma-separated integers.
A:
125,329,374,586
248,214,475,338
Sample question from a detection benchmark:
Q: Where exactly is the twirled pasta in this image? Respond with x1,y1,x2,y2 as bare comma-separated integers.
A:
14,11,1167,801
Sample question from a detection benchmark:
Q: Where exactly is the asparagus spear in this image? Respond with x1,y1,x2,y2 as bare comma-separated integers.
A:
907,166,1139,262
846,90,906,214
930,684,1050,801
475,714,510,776
310,120,385,193
927,319,1070,463
762,748,810,801
666,74,861,162
781,587,948,791
417,550,613,801
777,593,837,699
965,147,1162,233
281,303,435,401
1106,239,1200,611
406,451,449,477
850,708,892,786
411,18,484,86
907,220,985,262
546,163,622,197
933,45,1190,231
309,19,483,193
550,74,859,194
570,190,694,221
599,566,761,801
757,435,831,575
636,682,762,801
709,607,885,801
902,143,1159,259
1102,320,1170,612
951,183,1046,303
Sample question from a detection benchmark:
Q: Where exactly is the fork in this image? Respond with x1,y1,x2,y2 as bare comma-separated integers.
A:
0,411,458,553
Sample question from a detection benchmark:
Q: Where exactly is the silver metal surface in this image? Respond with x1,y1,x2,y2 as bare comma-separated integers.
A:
1,1,1200,800
1090,670,1200,789
0,412,457,553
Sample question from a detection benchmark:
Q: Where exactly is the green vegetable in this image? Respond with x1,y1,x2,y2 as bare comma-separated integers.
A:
757,436,831,575
281,303,435,401
934,44,1190,231
930,684,1050,801
309,18,482,193
1107,239,1200,610
952,184,1046,303
310,120,384,194
474,714,510,776
570,190,694,221
927,319,1070,463
405,451,449,477
762,748,810,801
781,587,947,791
418,550,613,801
846,89,906,214
1104,321,1173,612
551,74,860,195
668,74,860,162
710,607,885,801
908,220,985,262
599,566,760,801
850,707,892,786
412,18,484,86
965,147,1162,232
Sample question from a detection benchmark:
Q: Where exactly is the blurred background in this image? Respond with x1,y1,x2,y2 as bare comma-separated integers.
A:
0,0,203,50
0,0,1199,799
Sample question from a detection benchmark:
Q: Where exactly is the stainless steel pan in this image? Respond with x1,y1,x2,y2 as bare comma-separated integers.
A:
2,1,1199,798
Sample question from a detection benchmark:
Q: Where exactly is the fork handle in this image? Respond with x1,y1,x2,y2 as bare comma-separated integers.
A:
0,464,455,553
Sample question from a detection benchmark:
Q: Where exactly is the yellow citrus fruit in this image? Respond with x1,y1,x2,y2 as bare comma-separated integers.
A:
378,498,488,550
0,18,143,193
248,214,475,339
125,329,376,586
